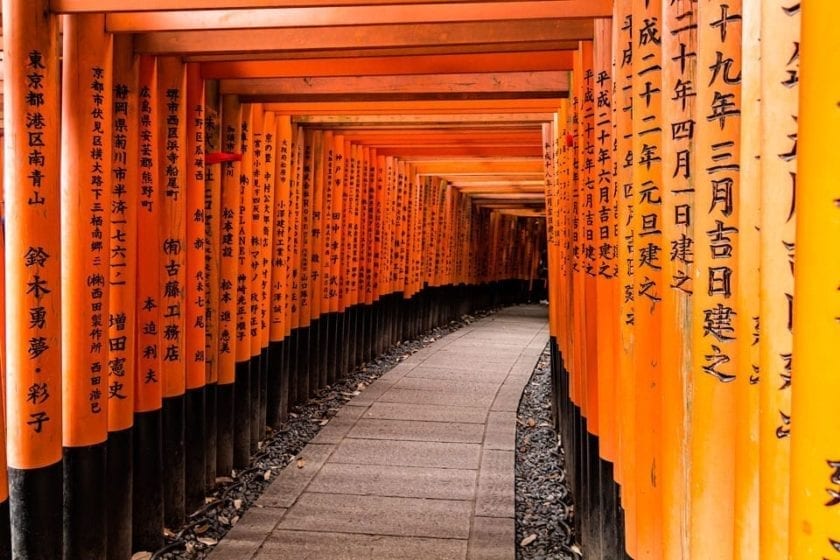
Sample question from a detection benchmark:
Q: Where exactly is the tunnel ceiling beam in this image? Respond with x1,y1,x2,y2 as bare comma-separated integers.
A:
105,1,612,31
185,41,580,62
200,51,574,79
133,19,593,55
220,71,568,98
50,0,603,12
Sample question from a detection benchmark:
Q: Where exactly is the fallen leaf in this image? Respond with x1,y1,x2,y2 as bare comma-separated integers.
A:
263,470,272,481
297,458,306,469
319,419,329,426
218,515,230,525
130,553,153,560
233,498,243,510
570,544,583,556
520,534,537,547
196,537,218,547
162,528,176,538
527,418,536,428
215,476,234,484
194,523,210,535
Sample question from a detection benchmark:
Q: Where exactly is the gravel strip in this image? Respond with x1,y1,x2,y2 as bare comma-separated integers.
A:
146,309,498,560
515,346,578,560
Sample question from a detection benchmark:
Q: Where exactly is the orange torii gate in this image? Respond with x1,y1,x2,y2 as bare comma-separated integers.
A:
2,1,839,559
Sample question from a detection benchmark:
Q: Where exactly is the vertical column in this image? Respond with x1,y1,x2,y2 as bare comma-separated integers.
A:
268,115,293,426
60,14,112,560
3,1,62,557
158,56,187,529
297,129,314,402
203,80,221,488
259,113,276,437
107,34,138,560
234,103,253,467
184,63,207,514
309,130,325,392
248,105,263,453
759,2,799,557
689,1,742,557
789,2,840,558
630,1,665,554
734,1,761,557
133,55,164,552
216,95,242,476
660,0,697,556
613,0,637,553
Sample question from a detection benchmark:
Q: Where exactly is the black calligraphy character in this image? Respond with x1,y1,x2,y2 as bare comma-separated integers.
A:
26,383,49,405
710,3,742,42
708,51,742,86
702,344,735,382
703,304,736,341
27,411,50,433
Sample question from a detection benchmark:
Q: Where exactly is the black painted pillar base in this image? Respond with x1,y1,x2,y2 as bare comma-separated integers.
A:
233,360,252,469
162,394,186,529
308,317,322,397
205,382,218,488
132,409,163,552
9,462,62,560
287,328,299,410
106,427,132,560
259,346,269,439
249,353,261,454
266,340,284,429
215,383,235,477
63,442,107,560
185,387,206,514
297,326,311,405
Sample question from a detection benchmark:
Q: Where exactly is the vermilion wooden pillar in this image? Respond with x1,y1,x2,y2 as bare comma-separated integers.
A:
60,13,113,560
734,1,761,557
184,63,207,515
789,1,840,557
216,94,242,476
689,1,743,558
3,0,62,557
107,33,139,560
133,54,165,553
157,56,188,529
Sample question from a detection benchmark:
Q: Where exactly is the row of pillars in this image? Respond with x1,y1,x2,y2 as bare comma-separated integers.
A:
543,1,840,559
1,2,547,559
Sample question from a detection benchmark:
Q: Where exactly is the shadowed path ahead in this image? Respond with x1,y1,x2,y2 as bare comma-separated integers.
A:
209,305,549,560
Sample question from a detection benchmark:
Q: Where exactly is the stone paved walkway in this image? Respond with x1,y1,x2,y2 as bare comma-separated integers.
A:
209,305,549,560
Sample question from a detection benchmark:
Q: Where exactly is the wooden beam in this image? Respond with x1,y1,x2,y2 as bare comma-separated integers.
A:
201,51,573,79
220,71,568,97
375,146,542,157
290,113,554,125
185,41,580,62
133,19,594,55
53,0,585,11
413,159,543,174
271,101,561,116
106,1,611,31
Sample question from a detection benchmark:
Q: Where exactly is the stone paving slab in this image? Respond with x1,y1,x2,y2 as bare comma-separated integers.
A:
208,508,286,560
468,516,516,560
259,530,468,560
257,443,335,509
394,376,501,395
328,438,482,469
307,462,477,500
277,493,473,538
483,411,517,451
475,450,515,518
209,304,549,560
377,386,497,408
364,401,489,423
348,417,485,443
404,365,510,383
